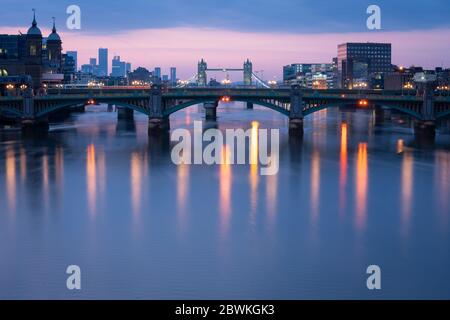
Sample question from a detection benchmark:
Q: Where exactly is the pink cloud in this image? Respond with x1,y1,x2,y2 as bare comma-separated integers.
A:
1,26,449,81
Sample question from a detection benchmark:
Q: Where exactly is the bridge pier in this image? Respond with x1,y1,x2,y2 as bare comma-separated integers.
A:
289,85,304,134
374,105,385,126
107,104,114,112
72,104,86,113
414,120,436,141
117,107,134,120
148,117,170,133
21,118,49,137
204,101,218,121
412,73,438,142
247,102,254,109
289,118,304,132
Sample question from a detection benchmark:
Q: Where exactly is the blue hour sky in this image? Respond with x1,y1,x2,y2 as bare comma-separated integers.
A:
1,0,450,33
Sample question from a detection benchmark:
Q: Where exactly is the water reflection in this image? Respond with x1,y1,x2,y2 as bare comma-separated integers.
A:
42,151,49,210
310,150,320,223
219,145,232,239
87,144,97,216
397,139,404,154
339,123,348,215
266,155,278,229
55,147,64,185
177,162,189,233
20,147,26,182
2,104,450,299
131,152,143,219
98,150,106,197
355,143,368,231
401,151,413,236
6,145,16,212
435,151,450,227
249,121,259,226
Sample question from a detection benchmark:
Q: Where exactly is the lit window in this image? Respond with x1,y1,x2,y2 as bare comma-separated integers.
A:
30,45,37,56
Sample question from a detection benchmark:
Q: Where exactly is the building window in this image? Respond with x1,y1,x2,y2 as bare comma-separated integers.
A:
30,45,37,56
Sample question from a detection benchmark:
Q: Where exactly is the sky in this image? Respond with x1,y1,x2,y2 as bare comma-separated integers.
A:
1,0,449,80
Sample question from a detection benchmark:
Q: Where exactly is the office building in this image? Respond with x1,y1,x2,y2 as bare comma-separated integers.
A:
62,53,76,83
283,63,336,89
337,42,391,88
67,51,78,71
81,64,93,74
170,67,177,85
111,56,126,77
154,67,161,79
98,48,108,76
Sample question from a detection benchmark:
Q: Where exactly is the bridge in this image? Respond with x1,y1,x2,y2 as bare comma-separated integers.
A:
179,59,270,88
1,83,450,139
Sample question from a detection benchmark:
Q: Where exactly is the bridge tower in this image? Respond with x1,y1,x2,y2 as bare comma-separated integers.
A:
243,59,253,86
289,85,304,133
197,59,207,86
414,73,437,140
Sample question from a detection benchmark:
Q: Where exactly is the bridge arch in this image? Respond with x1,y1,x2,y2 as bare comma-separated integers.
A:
0,106,24,117
436,109,450,120
380,105,423,120
302,102,425,120
163,98,290,117
302,103,341,117
35,100,151,118
35,100,86,118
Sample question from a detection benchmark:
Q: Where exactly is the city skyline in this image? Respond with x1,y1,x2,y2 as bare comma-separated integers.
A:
1,25,447,81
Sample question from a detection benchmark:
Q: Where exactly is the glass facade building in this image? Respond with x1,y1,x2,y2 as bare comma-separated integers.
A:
283,63,335,88
98,48,108,76
337,42,391,88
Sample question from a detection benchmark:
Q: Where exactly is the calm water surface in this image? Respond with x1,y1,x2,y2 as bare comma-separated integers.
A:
0,103,449,299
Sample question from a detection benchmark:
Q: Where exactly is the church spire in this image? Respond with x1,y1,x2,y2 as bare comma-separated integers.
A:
27,8,42,35
52,17,56,33
32,8,37,27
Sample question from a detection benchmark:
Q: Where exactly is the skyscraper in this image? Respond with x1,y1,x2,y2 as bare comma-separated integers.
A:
67,51,78,71
170,67,177,85
98,48,108,76
111,56,126,77
89,57,98,75
154,67,161,79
